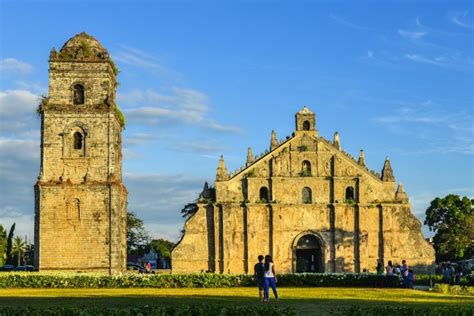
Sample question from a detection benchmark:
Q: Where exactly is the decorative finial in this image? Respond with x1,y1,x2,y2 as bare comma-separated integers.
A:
216,155,228,181
334,132,340,150
246,147,254,166
270,130,278,150
395,183,408,202
358,149,366,167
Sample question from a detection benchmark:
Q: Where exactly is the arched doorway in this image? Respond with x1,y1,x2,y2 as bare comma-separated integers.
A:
295,234,324,273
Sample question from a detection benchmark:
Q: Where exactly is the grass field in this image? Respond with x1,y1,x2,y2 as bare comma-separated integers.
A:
0,287,473,315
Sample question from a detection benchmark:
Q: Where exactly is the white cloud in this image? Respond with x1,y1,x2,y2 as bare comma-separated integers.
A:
0,58,33,75
145,222,184,242
112,46,181,80
367,50,374,58
452,11,473,29
169,140,228,155
0,137,39,161
0,89,39,116
398,29,426,40
0,207,35,244
373,104,474,155
0,138,39,244
0,89,40,134
124,173,208,241
405,54,443,66
119,88,241,133
403,53,469,68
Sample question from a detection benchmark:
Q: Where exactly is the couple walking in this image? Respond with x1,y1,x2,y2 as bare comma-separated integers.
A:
254,255,279,303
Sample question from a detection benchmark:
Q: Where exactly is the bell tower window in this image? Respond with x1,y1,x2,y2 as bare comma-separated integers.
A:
73,132,83,150
303,120,310,131
73,84,85,105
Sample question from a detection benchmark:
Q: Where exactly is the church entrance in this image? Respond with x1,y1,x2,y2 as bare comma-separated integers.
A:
295,234,323,273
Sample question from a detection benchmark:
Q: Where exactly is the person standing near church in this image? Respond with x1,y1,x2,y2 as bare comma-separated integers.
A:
401,260,409,288
263,255,278,303
254,255,265,302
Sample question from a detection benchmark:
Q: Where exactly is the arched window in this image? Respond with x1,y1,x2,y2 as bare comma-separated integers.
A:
302,120,310,131
302,160,311,176
259,187,269,202
73,84,85,105
302,187,312,204
73,132,83,150
345,187,355,201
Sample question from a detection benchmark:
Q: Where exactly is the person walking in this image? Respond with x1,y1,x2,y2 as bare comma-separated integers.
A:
254,255,265,302
263,255,278,303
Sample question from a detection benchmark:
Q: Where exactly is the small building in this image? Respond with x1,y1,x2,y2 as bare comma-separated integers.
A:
172,107,435,273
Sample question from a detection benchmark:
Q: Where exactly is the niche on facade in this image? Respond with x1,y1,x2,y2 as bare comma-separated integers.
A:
302,187,312,204
301,160,312,177
62,121,89,158
73,83,85,105
67,198,81,221
259,186,269,203
345,186,355,201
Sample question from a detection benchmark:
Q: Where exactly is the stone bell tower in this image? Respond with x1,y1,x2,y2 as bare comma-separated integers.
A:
34,32,127,273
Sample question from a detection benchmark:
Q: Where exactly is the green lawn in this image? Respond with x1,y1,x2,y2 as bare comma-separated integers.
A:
0,287,472,315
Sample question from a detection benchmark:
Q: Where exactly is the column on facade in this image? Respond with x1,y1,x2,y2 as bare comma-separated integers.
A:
246,204,271,273
358,205,381,272
334,204,356,272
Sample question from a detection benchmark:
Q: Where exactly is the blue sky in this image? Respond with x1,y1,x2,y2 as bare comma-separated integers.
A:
0,0,473,242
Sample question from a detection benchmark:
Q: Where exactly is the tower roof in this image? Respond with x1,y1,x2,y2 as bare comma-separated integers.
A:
297,106,314,114
52,32,110,61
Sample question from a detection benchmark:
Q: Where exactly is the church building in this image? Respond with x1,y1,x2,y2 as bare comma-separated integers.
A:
34,33,127,273
172,107,435,273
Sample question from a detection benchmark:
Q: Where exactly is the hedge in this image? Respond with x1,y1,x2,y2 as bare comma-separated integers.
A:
432,283,474,296
0,273,403,288
337,306,474,316
0,305,296,316
0,305,473,316
415,274,474,286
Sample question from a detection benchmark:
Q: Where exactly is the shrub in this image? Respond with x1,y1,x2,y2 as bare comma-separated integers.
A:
415,274,473,286
0,272,402,289
339,305,474,316
0,305,296,316
433,283,474,296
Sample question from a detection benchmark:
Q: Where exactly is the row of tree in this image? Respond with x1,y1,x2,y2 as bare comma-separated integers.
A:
126,211,174,268
424,194,473,262
0,223,30,266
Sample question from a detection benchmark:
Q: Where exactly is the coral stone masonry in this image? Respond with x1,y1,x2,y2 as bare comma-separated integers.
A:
34,33,127,273
172,107,435,274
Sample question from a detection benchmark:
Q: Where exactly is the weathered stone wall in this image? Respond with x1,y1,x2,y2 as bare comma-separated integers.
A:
48,61,115,106
172,107,435,274
35,33,127,274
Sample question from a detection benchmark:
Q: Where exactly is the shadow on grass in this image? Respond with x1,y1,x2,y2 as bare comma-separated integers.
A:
0,292,472,315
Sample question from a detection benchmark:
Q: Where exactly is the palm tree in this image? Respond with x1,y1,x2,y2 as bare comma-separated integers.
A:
11,236,25,266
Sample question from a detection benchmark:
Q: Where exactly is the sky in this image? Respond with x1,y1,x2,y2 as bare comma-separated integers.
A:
0,0,473,243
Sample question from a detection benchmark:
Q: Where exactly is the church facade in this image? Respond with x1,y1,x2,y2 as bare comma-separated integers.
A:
34,33,127,273
172,107,435,273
